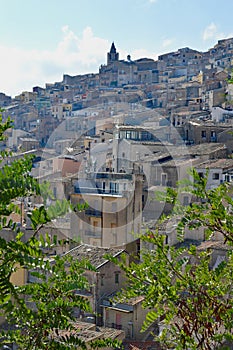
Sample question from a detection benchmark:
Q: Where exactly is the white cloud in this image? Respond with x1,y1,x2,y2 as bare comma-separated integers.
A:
203,22,219,41
202,22,233,43
0,25,161,97
120,48,158,61
0,26,110,97
162,38,174,48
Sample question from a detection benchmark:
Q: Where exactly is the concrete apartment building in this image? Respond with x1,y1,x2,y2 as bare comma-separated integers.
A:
111,124,176,174
67,171,143,249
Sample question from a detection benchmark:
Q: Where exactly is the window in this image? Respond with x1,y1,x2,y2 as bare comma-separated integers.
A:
126,131,131,139
111,223,116,229
183,196,189,206
93,221,98,230
101,274,105,286
201,130,206,138
115,272,119,284
213,173,220,180
110,182,119,194
53,187,57,197
161,173,167,186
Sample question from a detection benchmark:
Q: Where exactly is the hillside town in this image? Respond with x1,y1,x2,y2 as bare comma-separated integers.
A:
2,37,233,348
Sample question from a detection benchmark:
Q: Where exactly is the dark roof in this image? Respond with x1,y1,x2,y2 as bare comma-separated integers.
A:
65,244,125,269
110,42,117,54
188,143,226,156
197,158,233,170
196,240,232,252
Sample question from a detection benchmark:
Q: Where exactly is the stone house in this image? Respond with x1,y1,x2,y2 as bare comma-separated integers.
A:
102,295,152,341
65,244,128,326
196,241,232,269
195,158,233,189
66,244,155,342
51,102,72,120
19,137,40,152
187,143,228,160
53,155,82,177
54,320,125,349
183,119,232,146
6,129,31,150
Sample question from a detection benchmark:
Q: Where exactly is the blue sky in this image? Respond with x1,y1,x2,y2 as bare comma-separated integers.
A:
1,0,233,96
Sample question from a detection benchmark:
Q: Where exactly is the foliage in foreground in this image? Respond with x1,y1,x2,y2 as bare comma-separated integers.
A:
112,169,233,349
0,115,120,349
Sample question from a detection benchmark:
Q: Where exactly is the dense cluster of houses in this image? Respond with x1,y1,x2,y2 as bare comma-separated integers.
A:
2,37,233,348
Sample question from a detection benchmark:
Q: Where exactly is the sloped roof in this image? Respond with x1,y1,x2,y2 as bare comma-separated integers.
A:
196,240,232,252
110,42,117,54
65,243,125,269
51,320,125,343
197,158,233,170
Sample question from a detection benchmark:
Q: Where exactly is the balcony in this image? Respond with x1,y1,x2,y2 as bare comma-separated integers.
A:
95,172,132,181
75,186,123,196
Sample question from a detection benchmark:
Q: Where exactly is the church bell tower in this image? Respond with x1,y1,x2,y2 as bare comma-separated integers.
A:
107,42,119,65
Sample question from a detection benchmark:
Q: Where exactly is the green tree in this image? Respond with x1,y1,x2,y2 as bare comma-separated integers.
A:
0,115,120,349
112,169,233,349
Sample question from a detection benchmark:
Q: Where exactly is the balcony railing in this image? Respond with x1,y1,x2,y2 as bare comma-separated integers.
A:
75,187,123,196
95,173,132,180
